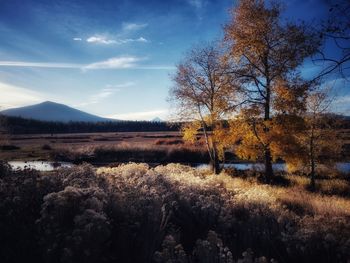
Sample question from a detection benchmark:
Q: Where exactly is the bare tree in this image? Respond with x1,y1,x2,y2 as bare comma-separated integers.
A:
301,88,341,190
170,44,239,174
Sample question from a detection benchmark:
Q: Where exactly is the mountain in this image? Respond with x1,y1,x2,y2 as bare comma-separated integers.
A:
1,101,111,123
152,117,163,122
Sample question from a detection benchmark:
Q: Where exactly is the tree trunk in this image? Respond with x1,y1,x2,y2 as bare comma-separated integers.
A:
309,129,316,191
264,148,273,182
210,143,221,175
263,84,274,182
310,158,316,191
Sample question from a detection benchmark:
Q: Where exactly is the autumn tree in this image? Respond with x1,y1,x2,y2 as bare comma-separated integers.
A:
284,88,342,190
223,0,320,181
170,44,238,174
229,77,309,174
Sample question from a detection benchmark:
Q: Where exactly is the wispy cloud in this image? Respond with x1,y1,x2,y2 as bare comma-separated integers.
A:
76,89,116,106
106,109,168,121
188,0,205,9
105,82,136,89
76,82,136,107
86,35,149,45
83,56,142,70
0,82,45,109
0,58,174,71
0,61,81,69
73,37,82,41
186,0,207,19
122,22,148,31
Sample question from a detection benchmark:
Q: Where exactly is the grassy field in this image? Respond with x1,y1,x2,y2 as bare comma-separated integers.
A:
1,129,350,163
0,131,208,162
1,129,350,164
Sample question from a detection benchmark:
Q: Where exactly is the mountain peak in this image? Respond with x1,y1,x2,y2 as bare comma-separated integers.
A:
1,101,111,123
152,117,163,122
41,100,58,104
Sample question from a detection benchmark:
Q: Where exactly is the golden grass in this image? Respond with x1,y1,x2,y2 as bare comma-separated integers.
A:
98,163,350,218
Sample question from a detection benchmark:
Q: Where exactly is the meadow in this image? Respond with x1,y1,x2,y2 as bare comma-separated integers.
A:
0,131,209,163
1,129,349,163
0,161,349,263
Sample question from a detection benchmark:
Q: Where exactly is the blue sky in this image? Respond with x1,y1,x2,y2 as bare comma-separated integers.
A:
0,0,348,120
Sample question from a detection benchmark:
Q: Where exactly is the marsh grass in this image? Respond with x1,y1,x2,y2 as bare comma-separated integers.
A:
51,142,209,164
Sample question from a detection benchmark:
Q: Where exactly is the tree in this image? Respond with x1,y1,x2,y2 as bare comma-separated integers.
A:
284,88,342,190
223,0,320,181
170,44,238,174
0,113,9,147
229,77,309,175
315,0,350,79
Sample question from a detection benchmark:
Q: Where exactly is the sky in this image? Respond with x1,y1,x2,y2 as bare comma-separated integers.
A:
0,0,348,120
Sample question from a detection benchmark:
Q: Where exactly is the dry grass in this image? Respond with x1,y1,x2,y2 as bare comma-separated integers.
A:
99,163,350,218
2,162,350,262
51,142,209,164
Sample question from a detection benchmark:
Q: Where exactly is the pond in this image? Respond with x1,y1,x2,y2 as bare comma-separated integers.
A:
9,161,73,172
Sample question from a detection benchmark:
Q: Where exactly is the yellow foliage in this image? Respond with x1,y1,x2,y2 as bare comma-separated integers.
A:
182,121,201,144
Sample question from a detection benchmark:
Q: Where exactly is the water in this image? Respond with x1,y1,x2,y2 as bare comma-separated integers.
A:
197,162,350,173
7,161,350,173
9,161,73,172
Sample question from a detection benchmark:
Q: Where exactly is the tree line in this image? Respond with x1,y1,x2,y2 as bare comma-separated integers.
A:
0,115,180,134
170,0,349,188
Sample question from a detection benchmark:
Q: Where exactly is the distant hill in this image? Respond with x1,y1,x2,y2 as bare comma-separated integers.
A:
152,117,163,122
1,101,111,123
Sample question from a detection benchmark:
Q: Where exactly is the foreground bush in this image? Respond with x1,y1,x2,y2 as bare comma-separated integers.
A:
0,163,349,262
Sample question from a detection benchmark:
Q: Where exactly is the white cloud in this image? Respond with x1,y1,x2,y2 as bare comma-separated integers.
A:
136,37,148,43
0,82,45,109
122,22,148,31
0,58,174,71
332,95,350,115
86,35,149,45
83,56,142,70
86,36,117,44
106,109,168,121
73,37,82,41
0,61,81,68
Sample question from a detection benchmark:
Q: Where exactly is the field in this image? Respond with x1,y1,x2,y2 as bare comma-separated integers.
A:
0,131,209,163
1,129,350,163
